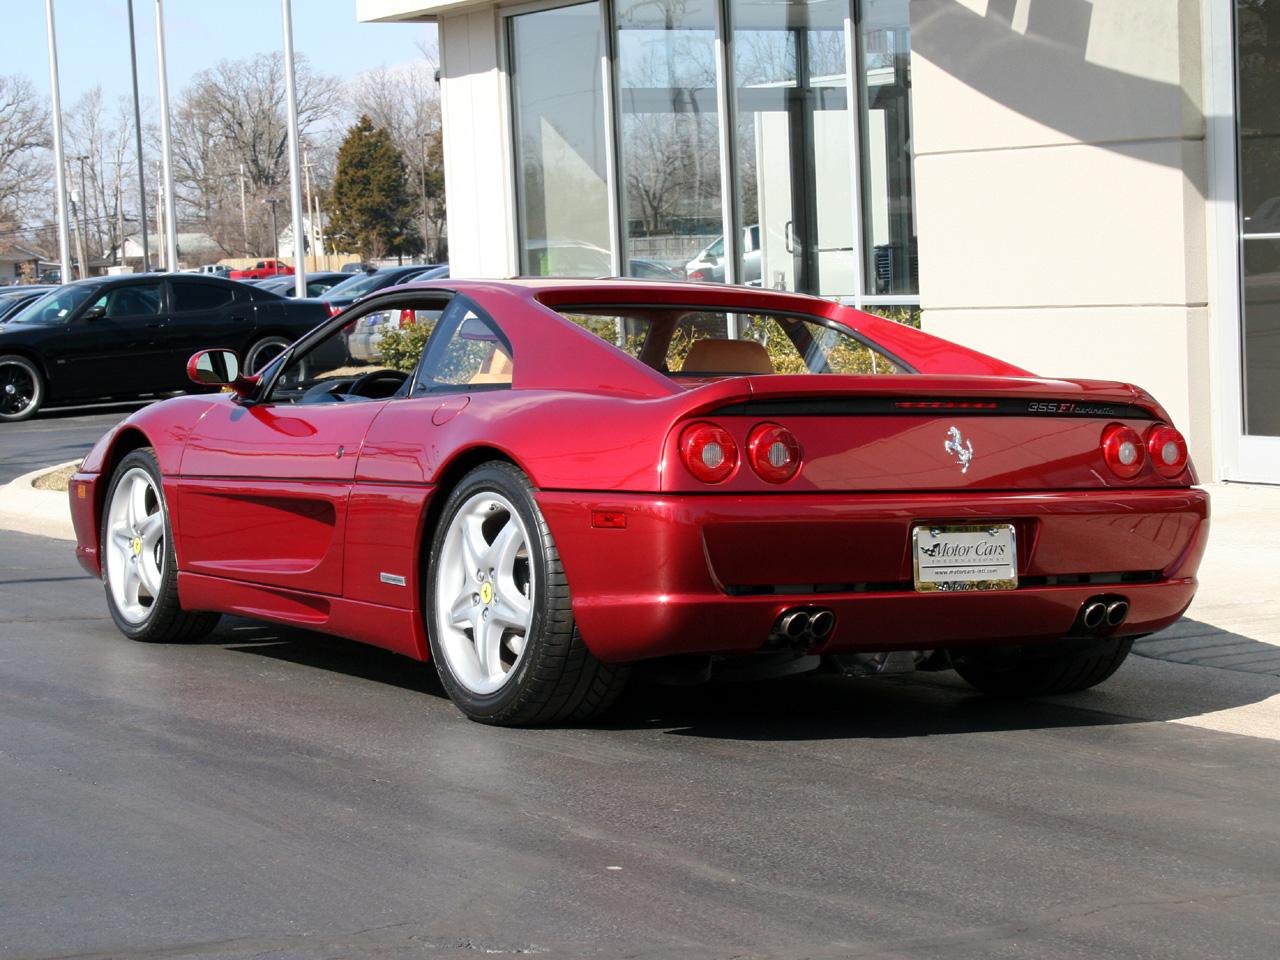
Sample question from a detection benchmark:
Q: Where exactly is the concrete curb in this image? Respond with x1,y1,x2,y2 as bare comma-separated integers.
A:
0,462,78,541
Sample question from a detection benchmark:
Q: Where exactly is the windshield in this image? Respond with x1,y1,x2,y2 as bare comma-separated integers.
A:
8,284,100,325
324,270,387,299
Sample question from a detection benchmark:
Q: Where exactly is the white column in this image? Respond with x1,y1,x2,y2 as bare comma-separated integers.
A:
281,0,308,296
44,0,73,281
154,0,179,270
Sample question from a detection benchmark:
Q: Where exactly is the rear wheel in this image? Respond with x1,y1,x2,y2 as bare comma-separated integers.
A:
954,638,1133,697
426,462,629,726
101,448,220,643
0,355,43,422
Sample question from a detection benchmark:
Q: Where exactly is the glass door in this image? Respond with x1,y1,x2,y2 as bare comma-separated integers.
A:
731,0,855,296
1234,0,1280,480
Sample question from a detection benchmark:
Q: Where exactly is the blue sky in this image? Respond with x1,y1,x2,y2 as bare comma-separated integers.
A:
8,1,436,111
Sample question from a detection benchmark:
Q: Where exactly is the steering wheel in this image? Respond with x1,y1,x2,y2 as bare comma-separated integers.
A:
346,369,409,399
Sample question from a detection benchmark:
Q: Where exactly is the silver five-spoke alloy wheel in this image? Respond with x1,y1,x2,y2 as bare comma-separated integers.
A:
104,466,166,624
434,491,535,695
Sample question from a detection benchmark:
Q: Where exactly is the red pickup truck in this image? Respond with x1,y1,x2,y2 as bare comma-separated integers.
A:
229,259,295,280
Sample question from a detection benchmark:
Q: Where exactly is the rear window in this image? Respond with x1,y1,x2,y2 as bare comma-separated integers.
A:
555,306,908,377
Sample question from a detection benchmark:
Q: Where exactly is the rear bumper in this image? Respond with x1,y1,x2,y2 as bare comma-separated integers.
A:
537,488,1209,662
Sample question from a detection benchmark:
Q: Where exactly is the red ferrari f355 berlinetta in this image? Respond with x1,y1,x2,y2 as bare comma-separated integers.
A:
70,279,1208,725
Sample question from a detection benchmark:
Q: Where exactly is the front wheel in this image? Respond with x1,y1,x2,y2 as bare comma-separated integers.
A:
101,448,220,643
0,354,44,422
426,462,629,726
954,638,1133,697
244,336,291,375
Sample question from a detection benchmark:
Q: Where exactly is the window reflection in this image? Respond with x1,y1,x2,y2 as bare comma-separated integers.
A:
732,0,855,296
1237,1,1280,437
858,0,916,296
509,3,613,277
616,0,722,282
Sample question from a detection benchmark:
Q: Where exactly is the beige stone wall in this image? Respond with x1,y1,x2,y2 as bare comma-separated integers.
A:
438,7,516,280
912,0,1214,473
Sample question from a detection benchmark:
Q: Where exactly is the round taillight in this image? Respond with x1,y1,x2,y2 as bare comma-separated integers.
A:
1146,423,1188,478
679,422,739,483
1100,423,1145,480
747,422,802,483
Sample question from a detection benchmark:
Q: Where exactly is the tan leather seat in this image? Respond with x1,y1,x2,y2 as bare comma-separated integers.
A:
680,338,774,375
468,346,513,384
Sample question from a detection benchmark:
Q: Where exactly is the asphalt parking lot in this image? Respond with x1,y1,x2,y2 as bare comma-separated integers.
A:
0,404,145,483
4,530,1280,960
2,415,1279,959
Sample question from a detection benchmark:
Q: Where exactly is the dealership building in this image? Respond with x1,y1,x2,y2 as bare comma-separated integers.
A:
357,0,1278,485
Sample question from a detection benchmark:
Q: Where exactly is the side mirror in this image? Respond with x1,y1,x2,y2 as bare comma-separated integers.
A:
187,349,257,397
82,305,106,321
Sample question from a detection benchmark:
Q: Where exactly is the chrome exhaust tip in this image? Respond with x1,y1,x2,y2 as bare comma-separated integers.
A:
778,610,811,640
1081,601,1107,630
809,609,836,641
1105,600,1129,628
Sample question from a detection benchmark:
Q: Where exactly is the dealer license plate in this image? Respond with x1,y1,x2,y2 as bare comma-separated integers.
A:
912,523,1018,593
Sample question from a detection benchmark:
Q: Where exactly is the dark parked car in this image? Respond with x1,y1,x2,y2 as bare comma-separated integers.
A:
0,274,330,422
258,271,347,298
0,286,56,323
321,264,448,315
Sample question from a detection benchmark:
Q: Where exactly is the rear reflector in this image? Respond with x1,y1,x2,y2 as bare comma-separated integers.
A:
679,422,739,483
1101,423,1145,479
1146,423,1188,478
746,422,802,483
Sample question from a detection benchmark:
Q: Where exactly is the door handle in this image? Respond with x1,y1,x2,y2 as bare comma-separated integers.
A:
785,220,795,254
145,321,164,329
229,315,247,322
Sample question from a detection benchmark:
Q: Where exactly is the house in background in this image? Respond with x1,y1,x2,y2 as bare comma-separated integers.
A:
115,231,223,270
0,243,57,284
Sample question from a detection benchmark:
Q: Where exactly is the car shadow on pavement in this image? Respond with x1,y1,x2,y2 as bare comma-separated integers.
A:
212,617,1280,741
1134,618,1280,677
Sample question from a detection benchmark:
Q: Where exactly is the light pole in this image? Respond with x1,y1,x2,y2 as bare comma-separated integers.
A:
154,0,179,270
280,0,307,296
239,164,249,256
44,0,73,282
264,198,281,262
126,0,149,271
71,155,91,277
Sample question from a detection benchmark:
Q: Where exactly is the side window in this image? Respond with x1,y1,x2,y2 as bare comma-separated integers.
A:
91,283,163,319
172,281,233,313
267,298,450,404
411,301,512,395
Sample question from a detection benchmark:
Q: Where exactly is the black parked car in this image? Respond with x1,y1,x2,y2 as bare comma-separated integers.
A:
257,271,348,298
0,286,56,323
0,274,330,422
320,264,448,315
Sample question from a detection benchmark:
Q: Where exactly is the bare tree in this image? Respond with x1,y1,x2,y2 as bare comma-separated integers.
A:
350,45,446,259
169,52,342,257
0,74,52,231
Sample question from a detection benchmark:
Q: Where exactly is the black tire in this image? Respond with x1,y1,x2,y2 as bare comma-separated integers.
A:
425,462,629,726
0,354,44,422
954,638,1133,697
244,336,291,375
100,448,220,643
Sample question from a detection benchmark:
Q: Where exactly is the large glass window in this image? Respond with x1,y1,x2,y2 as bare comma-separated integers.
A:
509,2,613,277
504,0,918,305
1237,0,1280,437
616,0,722,282
858,0,916,297
732,0,855,296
